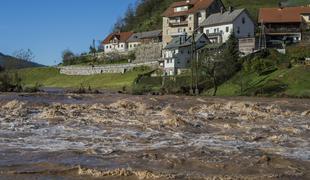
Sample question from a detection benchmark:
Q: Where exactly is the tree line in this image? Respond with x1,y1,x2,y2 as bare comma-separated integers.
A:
113,0,179,32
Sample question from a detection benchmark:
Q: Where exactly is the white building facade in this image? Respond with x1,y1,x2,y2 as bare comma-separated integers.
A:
163,33,209,75
101,32,133,54
201,8,255,44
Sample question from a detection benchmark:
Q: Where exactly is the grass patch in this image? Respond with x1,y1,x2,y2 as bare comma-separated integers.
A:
11,67,149,90
204,65,310,98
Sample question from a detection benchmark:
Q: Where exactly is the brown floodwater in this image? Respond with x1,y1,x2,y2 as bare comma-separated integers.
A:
0,92,309,179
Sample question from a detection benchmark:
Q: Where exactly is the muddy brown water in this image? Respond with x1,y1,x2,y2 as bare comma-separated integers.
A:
0,92,309,179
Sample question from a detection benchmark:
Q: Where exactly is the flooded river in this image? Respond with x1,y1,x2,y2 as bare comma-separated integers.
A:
0,92,309,179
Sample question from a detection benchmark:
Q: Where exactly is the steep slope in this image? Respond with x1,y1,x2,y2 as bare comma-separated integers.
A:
0,52,44,70
117,0,309,32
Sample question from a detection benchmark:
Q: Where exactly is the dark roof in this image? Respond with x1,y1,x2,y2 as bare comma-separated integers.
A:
258,6,310,23
162,0,217,18
164,33,209,49
102,32,134,44
127,30,162,42
201,8,246,27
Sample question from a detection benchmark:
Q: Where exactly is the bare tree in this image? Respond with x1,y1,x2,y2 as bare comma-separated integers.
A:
13,49,35,62
200,49,226,96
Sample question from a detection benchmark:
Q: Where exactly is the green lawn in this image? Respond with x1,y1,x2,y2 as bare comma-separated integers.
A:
204,65,310,97
13,67,147,90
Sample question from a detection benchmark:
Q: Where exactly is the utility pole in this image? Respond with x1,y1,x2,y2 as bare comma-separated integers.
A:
190,32,195,95
259,20,267,50
195,50,199,95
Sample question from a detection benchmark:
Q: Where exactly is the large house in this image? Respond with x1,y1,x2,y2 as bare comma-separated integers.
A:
201,7,255,43
162,0,225,47
162,33,209,75
102,32,133,53
127,30,162,51
258,6,310,43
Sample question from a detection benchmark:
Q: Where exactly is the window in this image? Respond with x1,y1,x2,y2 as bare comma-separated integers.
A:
189,27,192,31
121,44,124,48
242,17,245,24
110,45,112,48
237,27,240,34
205,29,209,34
226,26,229,32
106,46,109,49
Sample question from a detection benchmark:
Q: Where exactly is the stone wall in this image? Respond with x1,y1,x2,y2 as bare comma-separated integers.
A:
59,61,158,76
134,43,163,63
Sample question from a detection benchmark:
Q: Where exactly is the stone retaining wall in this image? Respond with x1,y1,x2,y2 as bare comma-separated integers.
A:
59,61,158,75
134,43,163,63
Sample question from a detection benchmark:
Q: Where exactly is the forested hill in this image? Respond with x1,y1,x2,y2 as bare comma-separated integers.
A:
0,52,44,70
113,0,309,32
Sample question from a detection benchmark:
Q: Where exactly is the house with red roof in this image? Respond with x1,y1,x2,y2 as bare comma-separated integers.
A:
101,32,134,53
162,0,225,47
258,6,310,43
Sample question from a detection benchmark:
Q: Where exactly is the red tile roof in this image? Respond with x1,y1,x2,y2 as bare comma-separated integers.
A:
102,32,134,44
162,0,216,17
258,6,310,23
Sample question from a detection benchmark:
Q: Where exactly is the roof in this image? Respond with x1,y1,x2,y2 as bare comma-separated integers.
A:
258,6,310,23
127,30,162,42
165,33,208,49
102,32,134,44
162,0,217,18
200,8,246,27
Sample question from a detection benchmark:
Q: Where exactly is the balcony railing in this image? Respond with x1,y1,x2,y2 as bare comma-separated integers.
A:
265,27,301,34
169,21,188,27
205,32,223,37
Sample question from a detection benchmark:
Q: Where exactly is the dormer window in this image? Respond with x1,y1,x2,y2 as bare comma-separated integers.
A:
174,6,189,12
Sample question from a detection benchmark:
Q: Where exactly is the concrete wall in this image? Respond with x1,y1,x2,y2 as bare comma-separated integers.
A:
59,61,158,76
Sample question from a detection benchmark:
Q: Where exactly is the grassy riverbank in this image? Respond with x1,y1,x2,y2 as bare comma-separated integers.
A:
12,67,148,90
204,65,310,98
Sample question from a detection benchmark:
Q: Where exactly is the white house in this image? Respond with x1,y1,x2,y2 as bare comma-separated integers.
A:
200,7,255,43
163,33,209,75
101,32,134,53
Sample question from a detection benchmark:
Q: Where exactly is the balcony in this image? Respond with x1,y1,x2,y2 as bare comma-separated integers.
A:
265,27,301,34
169,21,188,27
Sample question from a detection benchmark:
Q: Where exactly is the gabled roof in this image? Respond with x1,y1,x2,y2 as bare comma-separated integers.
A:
127,30,162,42
162,0,218,18
258,6,310,23
165,33,209,49
201,8,247,27
102,32,134,44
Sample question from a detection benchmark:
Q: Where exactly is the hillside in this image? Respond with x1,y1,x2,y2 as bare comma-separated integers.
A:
0,52,44,70
116,0,309,32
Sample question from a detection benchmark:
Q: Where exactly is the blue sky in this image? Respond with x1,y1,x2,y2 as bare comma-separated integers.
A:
0,0,136,65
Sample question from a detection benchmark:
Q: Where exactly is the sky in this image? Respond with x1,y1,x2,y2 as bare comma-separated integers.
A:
0,0,136,65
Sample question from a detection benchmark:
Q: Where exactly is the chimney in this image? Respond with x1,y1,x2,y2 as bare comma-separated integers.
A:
278,2,284,9
220,6,225,14
229,6,233,13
